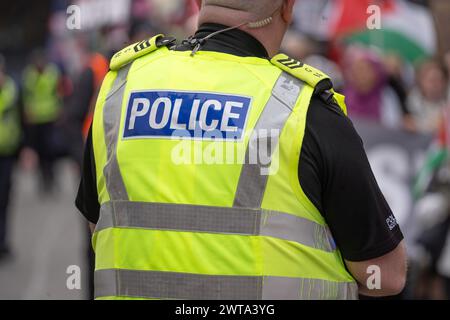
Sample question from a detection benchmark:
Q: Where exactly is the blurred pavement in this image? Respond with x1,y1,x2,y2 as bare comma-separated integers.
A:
0,161,88,300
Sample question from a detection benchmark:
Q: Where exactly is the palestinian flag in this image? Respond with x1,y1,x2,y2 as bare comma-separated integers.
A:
330,0,437,64
413,108,450,199
330,0,396,37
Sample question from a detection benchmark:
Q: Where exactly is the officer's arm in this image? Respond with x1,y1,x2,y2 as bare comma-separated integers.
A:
306,99,408,297
345,240,407,297
75,128,101,228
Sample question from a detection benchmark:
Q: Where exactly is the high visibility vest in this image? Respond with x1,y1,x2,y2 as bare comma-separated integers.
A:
23,64,60,124
91,35,358,300
0,76,20,156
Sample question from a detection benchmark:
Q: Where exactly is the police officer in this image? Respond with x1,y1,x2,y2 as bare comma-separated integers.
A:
76,0,407,300
22,49,61,192
0,55,20,259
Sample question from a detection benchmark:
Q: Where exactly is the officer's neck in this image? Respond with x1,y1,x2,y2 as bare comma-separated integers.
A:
197,5,286,58
193,23,269,59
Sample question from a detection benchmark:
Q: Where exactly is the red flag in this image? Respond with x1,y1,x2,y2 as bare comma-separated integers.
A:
330,0,396,38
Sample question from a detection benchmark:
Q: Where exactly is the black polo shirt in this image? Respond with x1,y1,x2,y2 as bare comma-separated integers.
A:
76,23,403,262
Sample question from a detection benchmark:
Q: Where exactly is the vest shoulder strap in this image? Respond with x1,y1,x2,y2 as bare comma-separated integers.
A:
271,53,348,116
270,53,333,93
110,34,176,71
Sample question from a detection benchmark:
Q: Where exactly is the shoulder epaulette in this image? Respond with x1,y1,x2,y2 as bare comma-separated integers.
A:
110,34,176,71
270,53,333,93
271,54,348,115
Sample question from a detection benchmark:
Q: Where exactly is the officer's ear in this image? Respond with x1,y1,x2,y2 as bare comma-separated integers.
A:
195,0,202,9
280,0,296,25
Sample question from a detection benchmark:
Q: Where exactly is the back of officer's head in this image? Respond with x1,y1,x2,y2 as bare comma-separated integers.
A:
196,0,296,57
202,0,283,16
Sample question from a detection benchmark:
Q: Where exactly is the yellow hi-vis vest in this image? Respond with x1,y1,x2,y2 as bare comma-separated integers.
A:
23,64,60,124
92,35,358,300
0,76,20,156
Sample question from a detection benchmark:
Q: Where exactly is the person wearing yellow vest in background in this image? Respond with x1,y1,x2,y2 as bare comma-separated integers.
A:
0,55,21,260
22,49,61,193
76,0,407,300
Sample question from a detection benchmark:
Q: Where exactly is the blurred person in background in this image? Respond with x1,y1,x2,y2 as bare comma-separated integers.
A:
129,21,163,44
281,30,314,61
414,151,450,299
0,55,21,260
64,47,108,300
436,157,450,299
383,53,413,130
282,31,344,91
407,59,450,134
62,49,108,169
412,107,450,299
22,49,62,193
343,46,404,128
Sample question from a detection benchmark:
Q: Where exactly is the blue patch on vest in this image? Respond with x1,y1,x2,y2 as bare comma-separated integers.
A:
123,91,251,140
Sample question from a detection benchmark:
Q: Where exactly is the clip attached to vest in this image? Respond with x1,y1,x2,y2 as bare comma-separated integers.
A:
110,34,176,71
270,54,333,92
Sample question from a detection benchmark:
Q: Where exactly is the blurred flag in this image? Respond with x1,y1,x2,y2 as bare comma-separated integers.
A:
414,108,450,198
330,0,396,37
330,0,437,63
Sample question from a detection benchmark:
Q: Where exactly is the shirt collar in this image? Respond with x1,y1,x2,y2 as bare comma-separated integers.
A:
189,23,269,59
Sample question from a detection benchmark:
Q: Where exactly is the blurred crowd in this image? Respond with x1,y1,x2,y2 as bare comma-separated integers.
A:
0,0,450,299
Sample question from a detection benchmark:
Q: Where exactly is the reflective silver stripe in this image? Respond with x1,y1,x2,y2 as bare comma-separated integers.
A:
103,64,132,201
233,72,304,208
262,210,335,251
95,269,262,300
95,269,358,300
262,277,358,300
96,201,260,235
96,202,335,252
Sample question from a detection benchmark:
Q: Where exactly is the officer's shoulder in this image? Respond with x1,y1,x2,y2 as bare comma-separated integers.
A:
109,34,176,71
271,53,348,115
310,93,347,119
270,53,333,95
